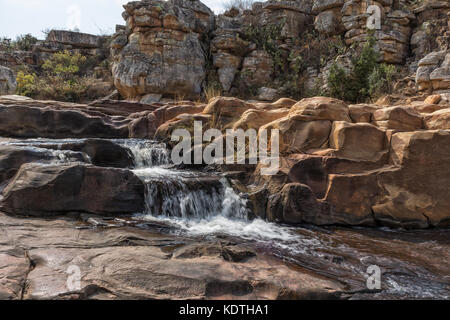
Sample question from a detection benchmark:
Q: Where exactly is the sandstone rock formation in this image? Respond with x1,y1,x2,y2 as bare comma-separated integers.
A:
416,50,450,93
111,0,215,101
146,94,450,229
0,163,145,217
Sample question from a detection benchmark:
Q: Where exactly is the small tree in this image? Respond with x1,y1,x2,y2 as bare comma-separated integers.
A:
14,34,38,51
327,35,396,102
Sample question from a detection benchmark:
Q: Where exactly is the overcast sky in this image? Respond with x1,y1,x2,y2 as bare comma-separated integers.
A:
0,0,225,39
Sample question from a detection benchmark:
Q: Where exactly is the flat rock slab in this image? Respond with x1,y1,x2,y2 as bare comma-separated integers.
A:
0,212,344,300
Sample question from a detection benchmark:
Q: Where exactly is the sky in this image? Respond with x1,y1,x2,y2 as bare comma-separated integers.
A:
0,0,225,40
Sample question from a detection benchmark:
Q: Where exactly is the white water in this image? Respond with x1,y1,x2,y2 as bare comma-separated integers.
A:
123,139,307,247
1,138,447,298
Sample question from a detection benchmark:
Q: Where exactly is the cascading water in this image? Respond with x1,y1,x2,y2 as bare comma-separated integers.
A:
124,140,450,299
2,138,447,299
123,139,249,222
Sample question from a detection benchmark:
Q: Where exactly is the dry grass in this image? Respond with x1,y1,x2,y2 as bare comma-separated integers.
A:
203,86,222,103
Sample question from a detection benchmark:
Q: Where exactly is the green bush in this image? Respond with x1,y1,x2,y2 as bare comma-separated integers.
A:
16,50,92,102
327,36,396,102
14,34,38,51
0,34,38,51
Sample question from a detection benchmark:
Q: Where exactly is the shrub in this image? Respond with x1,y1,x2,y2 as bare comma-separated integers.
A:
14,34,38,51
327,36,396,102
0,34,38,51
16,50,92,102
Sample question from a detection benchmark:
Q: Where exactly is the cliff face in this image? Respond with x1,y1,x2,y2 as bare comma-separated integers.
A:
111,0,450,102
111,0,215,101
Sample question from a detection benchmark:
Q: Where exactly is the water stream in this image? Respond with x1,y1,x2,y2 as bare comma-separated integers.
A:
1,138,449,299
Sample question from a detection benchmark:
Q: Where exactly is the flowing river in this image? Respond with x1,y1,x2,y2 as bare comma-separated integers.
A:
1,138,449,299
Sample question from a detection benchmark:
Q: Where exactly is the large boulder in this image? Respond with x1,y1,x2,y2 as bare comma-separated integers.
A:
0,66,16,95
372,106,423,131
55,139,134,168
261,117,332,154
288,97,351,122
111,0,215,100
423,108,450,129
203,97,255,129
0,163,145,216
0,145,87,183
329,121,387,161
373,130,450,228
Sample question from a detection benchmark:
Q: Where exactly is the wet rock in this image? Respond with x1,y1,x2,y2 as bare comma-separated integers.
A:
172,242,256,262
0,163,145,217
268,183,334,224
57,139,134,168
0,145,87,183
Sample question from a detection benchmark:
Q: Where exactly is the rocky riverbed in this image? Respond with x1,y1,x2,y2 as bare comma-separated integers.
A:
0,95,449,300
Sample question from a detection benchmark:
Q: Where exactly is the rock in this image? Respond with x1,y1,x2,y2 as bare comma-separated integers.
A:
430,67,450,90
323,170,384,226
312,0,344,13
314,9,343,36
0,104,129,139
418,51,446,67
240,50,274,87
372,106,423,131
45,30,102,49
155,113,211,145
288,97,351,122
0,248,29,299
111,0,215,100
261,117,332,154
423,108,450,129
329,122,387,161
140,93,163,104
128,113,159,139
424,94,442,104
203,97,255,129
416,51,450,93
0,163,145,216
268,183,333,224
257,87,278,101
373,130,450,228
0,66,16,95
233,108,289,130
172,242,256,262
341,0,413,64
56,139,134,168
0,145,87,183
348,104,381,123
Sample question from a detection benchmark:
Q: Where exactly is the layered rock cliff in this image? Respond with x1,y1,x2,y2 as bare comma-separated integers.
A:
110,0,450,101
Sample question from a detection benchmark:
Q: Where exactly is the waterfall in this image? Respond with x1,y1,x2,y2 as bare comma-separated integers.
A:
118,139,170,168
125,140,249,221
